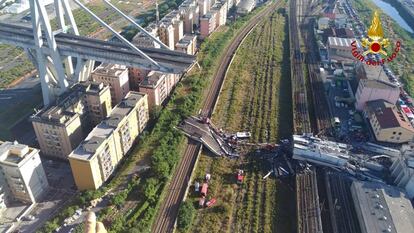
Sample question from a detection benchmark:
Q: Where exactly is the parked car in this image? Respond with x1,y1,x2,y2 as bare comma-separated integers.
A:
206,198,217,207
22,215,35,221
194,182,200,192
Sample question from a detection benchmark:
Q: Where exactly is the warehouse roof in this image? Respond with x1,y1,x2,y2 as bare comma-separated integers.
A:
237,0,255,12
351,181,414,233
328,37,360,48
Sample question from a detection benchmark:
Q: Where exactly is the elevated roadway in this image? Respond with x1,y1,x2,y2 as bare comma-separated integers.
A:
178,117,233,156
0,23,195,73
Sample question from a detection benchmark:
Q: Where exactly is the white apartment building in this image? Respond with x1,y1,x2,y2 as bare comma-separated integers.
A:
0,141,49,206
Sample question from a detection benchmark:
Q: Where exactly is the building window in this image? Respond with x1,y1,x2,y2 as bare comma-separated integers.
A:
390,136,394,139
393,131,396,135
398,132,402,135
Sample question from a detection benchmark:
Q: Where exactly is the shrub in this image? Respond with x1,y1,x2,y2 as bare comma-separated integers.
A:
144,178,159,203
177,201,196,231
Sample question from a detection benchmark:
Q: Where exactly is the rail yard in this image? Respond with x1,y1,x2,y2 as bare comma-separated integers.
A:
289,0,312,135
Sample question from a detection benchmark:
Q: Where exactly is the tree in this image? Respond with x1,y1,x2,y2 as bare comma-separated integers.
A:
177,201,196,231
144,178,158,203
43,221,59,232
110,190,128,207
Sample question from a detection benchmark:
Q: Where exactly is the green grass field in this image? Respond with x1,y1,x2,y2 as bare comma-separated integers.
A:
184,6,296,233
212,9,292,143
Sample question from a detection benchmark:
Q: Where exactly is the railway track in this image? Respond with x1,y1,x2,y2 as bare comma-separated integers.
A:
306,50,332,135
152,140,200,233
325,172,361,233
290,0,332,135
289,0,312,134
296,170,323,233
301,3,333,136
151,3,280,232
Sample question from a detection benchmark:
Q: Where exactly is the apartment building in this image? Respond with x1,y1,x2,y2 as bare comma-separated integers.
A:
128,67,150,90
223,0,234,11
179,0,199,34
200,11,217,38
198,0,211,16
163,10,184,44
364,100,414,143
212,1,227,27
158,22,176,50
176,34,197,55
32,108,84,160
31,82,112,159
138,71,178,108
69,92,149,190
0,141,48,205
91,64,130,105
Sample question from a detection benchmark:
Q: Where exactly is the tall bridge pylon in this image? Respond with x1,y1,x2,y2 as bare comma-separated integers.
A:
0,0,195,105
29,0,83,104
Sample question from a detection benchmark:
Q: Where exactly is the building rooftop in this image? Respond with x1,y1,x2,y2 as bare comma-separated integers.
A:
31,106,78,126
176,34,196,47
352,180,414,233
327,36,360,48
132,23,159,47
237,0,255,11
366,100,414,131
92,64,127,77
212,1,226,10
69,91,145,160
0,141,37,166
362,79,398,89
30,82,108,125
83,82,108,96
139,71,166,88
162,10,180,22
358,63,389,82
323,28,355,40
69,124,113,161
201,11,216,20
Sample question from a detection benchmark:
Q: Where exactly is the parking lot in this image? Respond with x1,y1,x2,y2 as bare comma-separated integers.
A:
42,159,76,190
327,79,369,143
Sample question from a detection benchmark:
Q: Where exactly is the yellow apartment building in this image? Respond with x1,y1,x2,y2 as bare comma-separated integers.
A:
69,92,149,190
31,82,112,159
